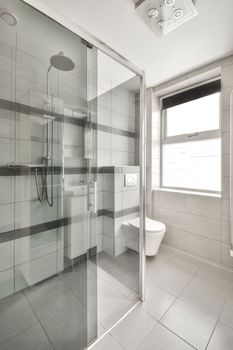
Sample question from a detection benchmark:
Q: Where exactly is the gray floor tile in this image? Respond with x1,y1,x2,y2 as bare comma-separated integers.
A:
98,276,135,330
180,274,226,319
207,322,233,350
97,250,139,293
25,279,87,350
161,299,216,350
110,306,157,350
0,323,53,350
142,283,175,320
148,256,198,296
220,298,233,328
91,334,123,350
0,292,37,344
138,323,195,350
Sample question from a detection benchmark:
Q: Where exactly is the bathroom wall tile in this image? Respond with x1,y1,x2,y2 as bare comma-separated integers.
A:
112,94,130,116
0,203,14,233
186,233,221,264
115,236,126,256
114,192,123,212
221,110,230,132
222,155,230,177
97,131,111,150
163,226,186,251
114,174,124,192
98,105,111,127
222,220,230,243
122,190,139,210
97,234,103,253
221,243,233,269
102,234,114,256
159,191,186,212
0,177,14,204
0,241,14,272
15,229,58,265
222,199,230,220
222,132,230,155
103,217,114,238
222,176,230,199
103,192,114,211
186,195,221,219
97,191,103,211
0,110,14,139
0,268,14,299
15,252,58,287
159,208,186,231
103,174,114,192
186,213,221,241
114,218,123,238
111,151,130,166
98,149,110,166
0,138,13,166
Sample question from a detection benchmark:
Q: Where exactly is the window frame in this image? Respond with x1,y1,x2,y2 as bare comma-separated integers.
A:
160,80,221,195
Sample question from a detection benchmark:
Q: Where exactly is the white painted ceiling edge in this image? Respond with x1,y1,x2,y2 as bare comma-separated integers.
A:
22,0,233,88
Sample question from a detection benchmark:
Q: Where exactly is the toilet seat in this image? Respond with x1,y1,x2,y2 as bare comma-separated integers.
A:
129,217,165,233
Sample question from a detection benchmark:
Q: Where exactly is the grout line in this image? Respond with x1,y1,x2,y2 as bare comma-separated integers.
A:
88,301,141,349
204,296,227,349
22,290,56,350
159,323,198,350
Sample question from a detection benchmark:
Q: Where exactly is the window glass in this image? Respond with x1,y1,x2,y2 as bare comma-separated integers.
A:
166,93,220,137
162,139,221,192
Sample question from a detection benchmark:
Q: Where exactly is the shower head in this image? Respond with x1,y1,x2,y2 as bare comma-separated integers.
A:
50,51,75,71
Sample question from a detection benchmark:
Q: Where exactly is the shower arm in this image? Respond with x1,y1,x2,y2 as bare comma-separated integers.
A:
47,65,52,99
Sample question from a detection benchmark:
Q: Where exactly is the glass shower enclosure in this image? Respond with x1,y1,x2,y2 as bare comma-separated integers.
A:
0,0,145,349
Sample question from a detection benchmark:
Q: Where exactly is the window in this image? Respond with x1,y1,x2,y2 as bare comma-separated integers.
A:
161,80,221,193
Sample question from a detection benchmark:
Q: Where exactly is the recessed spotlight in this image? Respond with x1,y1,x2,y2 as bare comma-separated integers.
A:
164,0,175,6
147,8,159,18
158,20,167,30
0,10,17,26
173,9,184,19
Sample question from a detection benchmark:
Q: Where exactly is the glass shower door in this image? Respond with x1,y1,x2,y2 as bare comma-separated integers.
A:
0,0,98,348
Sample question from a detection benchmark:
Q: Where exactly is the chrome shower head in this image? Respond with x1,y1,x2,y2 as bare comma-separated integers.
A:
50,51,75,71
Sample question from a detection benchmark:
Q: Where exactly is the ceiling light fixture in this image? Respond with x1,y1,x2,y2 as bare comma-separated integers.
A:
147,8,159,18
158,20,167,30
135,0,198,35
164,0,175,6
173,8,184,19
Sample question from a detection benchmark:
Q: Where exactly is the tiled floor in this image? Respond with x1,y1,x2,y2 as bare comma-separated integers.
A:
92,246,233,350
0,259,138,350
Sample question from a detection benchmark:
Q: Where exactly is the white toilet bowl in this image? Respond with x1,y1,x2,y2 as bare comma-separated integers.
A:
123,217,166,256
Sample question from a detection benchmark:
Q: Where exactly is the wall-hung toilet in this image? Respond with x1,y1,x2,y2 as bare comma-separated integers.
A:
123,217,166,256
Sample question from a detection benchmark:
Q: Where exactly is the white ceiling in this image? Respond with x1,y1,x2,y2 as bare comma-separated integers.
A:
26,0,233,87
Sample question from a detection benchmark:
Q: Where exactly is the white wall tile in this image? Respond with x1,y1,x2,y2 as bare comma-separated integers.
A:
186,195,221,219
186,214,221,241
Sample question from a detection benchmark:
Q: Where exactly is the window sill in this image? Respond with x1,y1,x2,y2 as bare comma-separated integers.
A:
153,187,221,198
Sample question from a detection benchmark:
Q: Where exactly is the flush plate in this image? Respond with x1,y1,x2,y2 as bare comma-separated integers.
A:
135,0,197,35
125,173,138,187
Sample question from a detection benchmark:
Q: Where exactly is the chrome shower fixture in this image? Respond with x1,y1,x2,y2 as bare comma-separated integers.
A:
135,0,197,35
35,52,75,207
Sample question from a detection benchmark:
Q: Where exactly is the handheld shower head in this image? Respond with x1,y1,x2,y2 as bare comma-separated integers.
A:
50,51,75,71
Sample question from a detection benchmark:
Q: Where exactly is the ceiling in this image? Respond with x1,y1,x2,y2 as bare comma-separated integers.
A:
24,0,233,87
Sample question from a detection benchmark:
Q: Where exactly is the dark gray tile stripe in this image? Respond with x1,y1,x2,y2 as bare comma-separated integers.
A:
0,206,139,243
0,165,132,176
0,98,135,138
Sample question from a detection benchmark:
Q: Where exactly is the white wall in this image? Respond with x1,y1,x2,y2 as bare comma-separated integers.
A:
146,55,233,270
